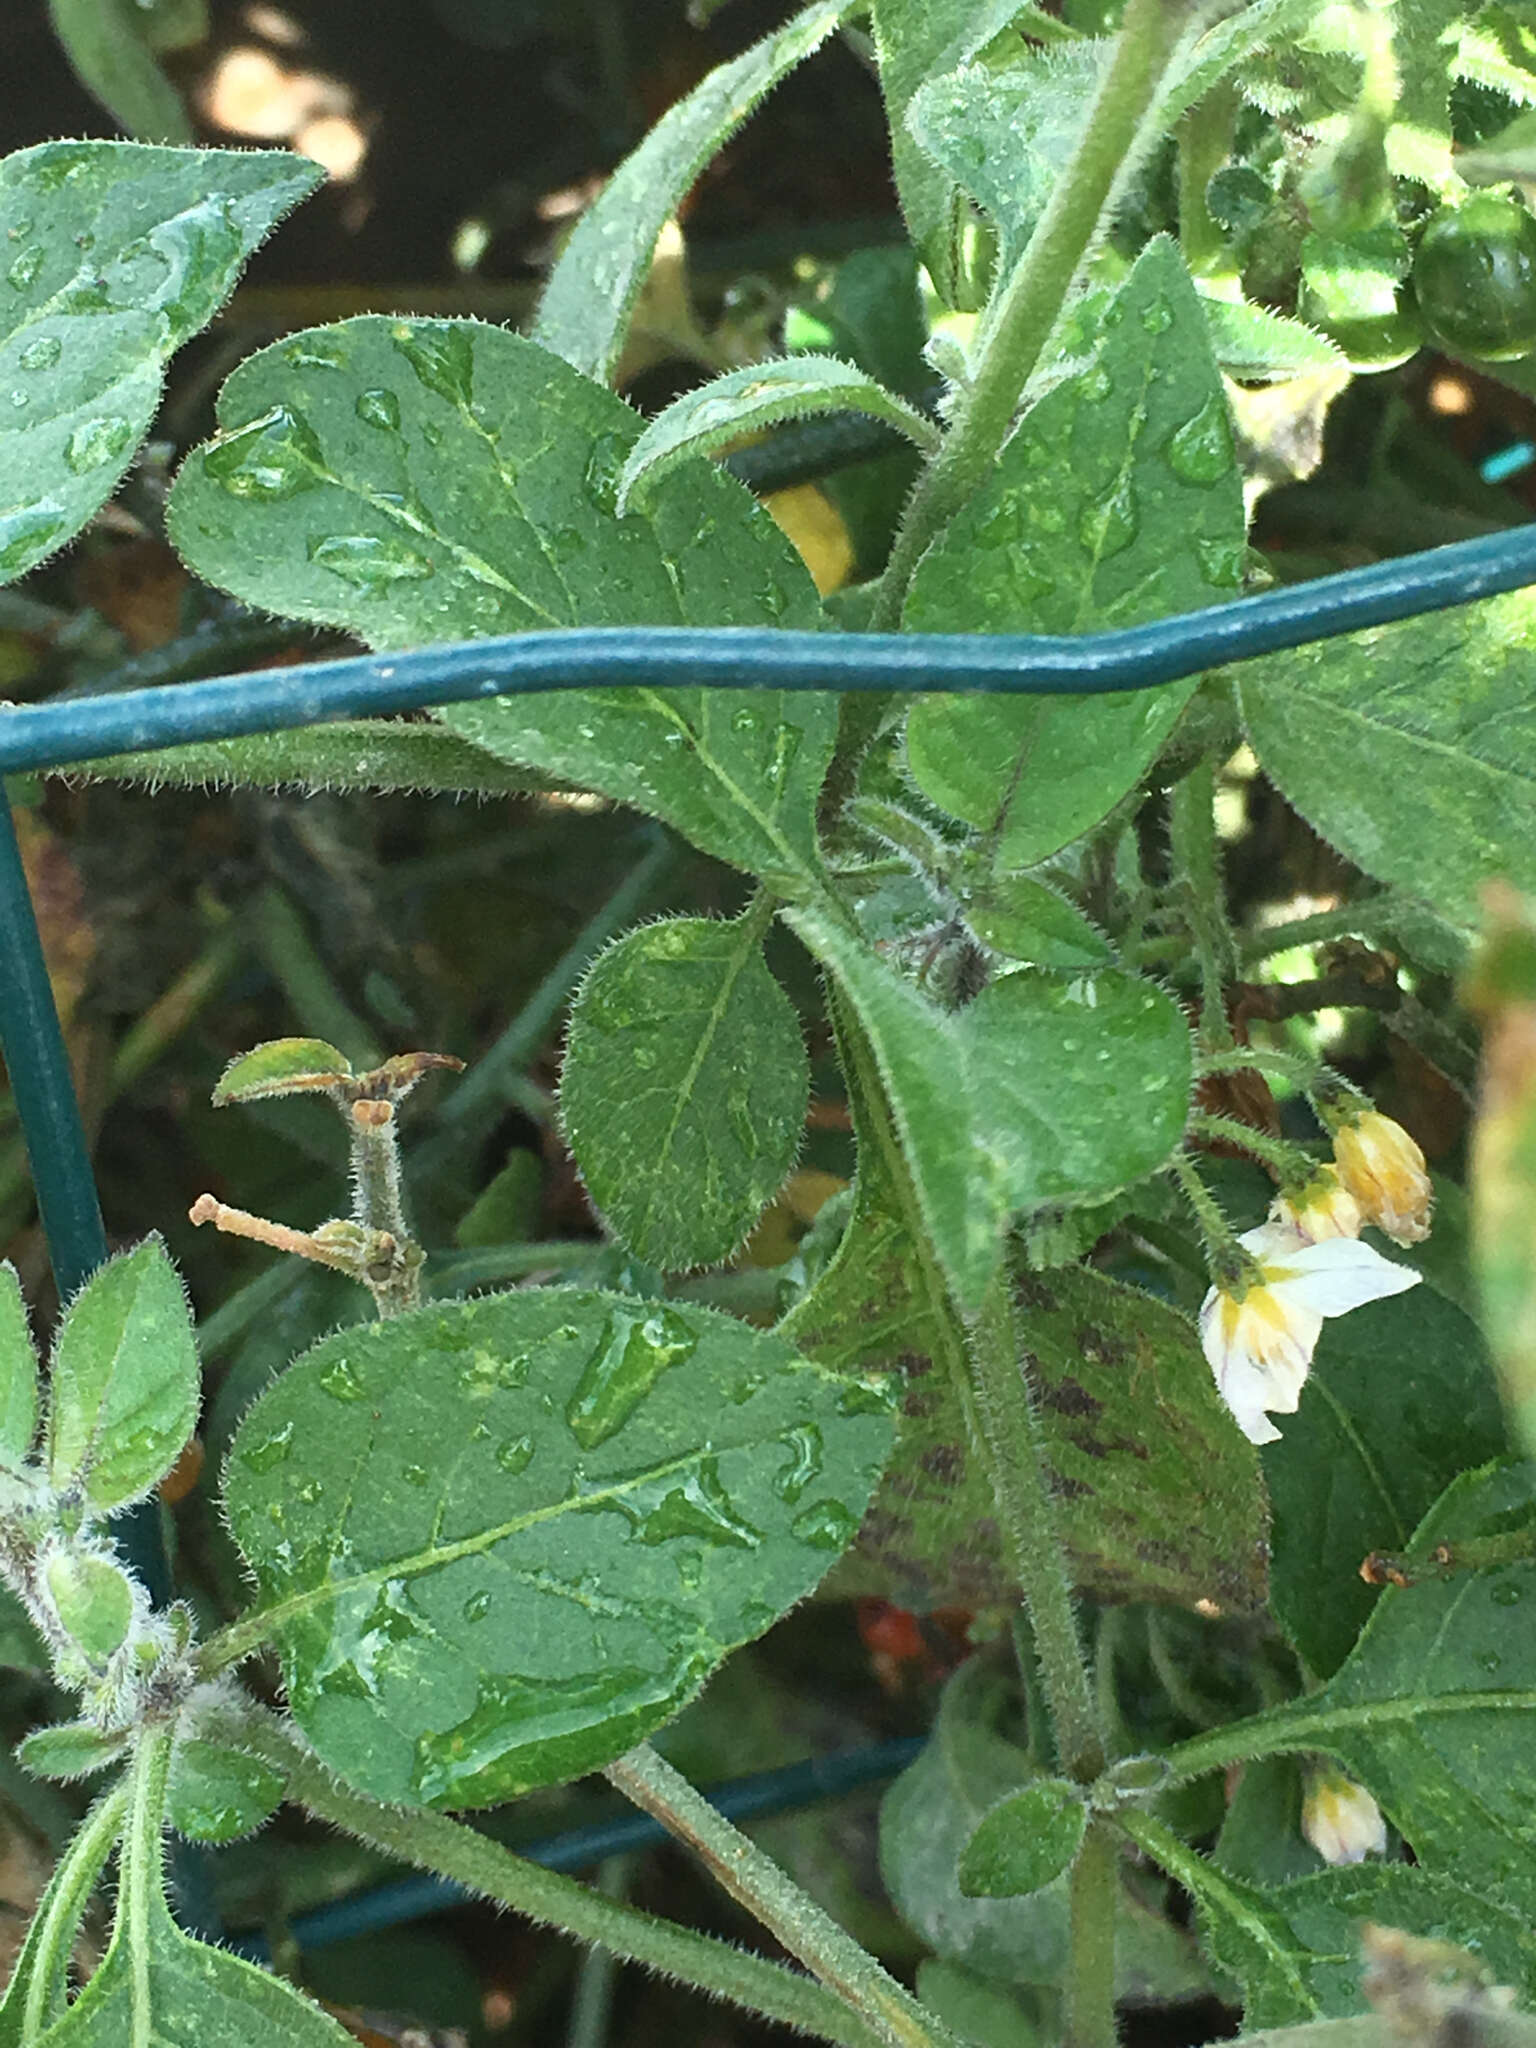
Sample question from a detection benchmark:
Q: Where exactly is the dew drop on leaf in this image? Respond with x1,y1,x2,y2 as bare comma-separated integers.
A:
565,1306,699,1449
286,334,349,371
633,1456,763,1549
391,321,475,408
790,1499,857,1550
203,406,324,501
307,532,434,589
6,246,43,291
1166,394,1234,485
462,1590,492,1623
64,415,134,474
583,430,630,515
355,386,402,431
495,1435,534,1475
401,1463,430,1487
18,335,60,371
319,1356,365,1402
241,1420,294,1473
773,1422,823,1504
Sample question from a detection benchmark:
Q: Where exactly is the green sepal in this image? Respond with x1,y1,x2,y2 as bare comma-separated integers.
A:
957,1779,1087,1899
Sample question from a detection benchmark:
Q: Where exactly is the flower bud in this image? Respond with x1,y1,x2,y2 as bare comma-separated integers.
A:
1271,1165,1362,1243
1301,1768,1387,1865
1332,1110,1434,1246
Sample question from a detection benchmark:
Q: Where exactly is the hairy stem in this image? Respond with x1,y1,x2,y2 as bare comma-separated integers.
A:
870,0,1199,629
606,1742,962,2048
970,1266,1104,1782
20,1781,129,2039
253,1725,887,2048
1066,1818,1120,2048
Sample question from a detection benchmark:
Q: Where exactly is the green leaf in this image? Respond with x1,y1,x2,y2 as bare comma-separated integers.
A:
1201,296,1346,382
868,0,1034,307
167,317,834,885
616,354,938,515
560,912,809,1271
18,1721,129,1782
223,1289,895,1806
783,900,1006,1308
45,1550,133,1665
1262,1277,1507,1677
958,970,1192,1212
1284,1463,1536,1914
40,1880,353,2047
0,1263,39,1468
961,872,1115,967
212,1037,353,1106
957,1779,1086,1899
905,43,1106,275
46,1238,199,1514
904,238,1247,869
45,0,192,142
1238,589,1536,930
533,0,850,382
0,141,320,585
69,722,545,796
167,1737,284,1843
0,1586,49,1675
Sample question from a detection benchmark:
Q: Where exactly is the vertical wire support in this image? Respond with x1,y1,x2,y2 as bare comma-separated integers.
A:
0,795,170,1602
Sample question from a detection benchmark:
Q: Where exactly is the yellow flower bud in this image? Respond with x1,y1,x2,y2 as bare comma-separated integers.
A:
1332,1110,1434,1247
1271,1165,1362,1243
1302,1768,1387,1865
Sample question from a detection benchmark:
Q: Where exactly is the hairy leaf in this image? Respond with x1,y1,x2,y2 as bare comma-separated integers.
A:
69,721,544,796
46,1238,199,1514
224,1290,895,1806
616,354,937,514
957,1780,1086,1899
904,239,1247,868
1238,589,1536,929
45,0,193,142
0,141,319,584
561,914,808,1270
534,0,850,382
168,318,834,884
0,1263,39,1468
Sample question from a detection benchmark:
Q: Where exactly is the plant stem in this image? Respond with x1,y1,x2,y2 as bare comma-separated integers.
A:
1177,82,1239,284
255,1726,888,2048
1238,894,1392,963
1167,1150,1252,1287
971,1267,1104,1782
606,1742,962,2048
20,1781,129,2039
1066,1818,1120,2048
870,0,1198,629
1169,760,1235,1051
1195,1045,1321,1085
1188,1113,1316,1184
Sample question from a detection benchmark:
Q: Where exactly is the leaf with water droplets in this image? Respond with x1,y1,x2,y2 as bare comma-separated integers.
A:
534,0,850,383
0,140,320,586
166,1735,284,1844
903,237,1246,870
616,354,938,514
957,1778,1086,1899
959,969,1192,1214
167,317,835,885
46,1236,199,1514
222,1288,894,1807
1238,589,1536,930
68,719,547,797
561,912,809,1270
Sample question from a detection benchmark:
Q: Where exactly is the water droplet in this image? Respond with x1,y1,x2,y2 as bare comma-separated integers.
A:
392,321,474,408
203,405,324,501
19,335,60,371
565,1307,699,1450
0,504,66,576
583,430,631,515
64,415,134,474
731,705,761,735
307,532,434,590
242,1420,294,1473
630,1456,763,1550
1078,478,1137,560
1479,1649,1503,1674
1166,395,1233,486
1491,1580,1524,1607
791,1499,857,1551
355,386,401,430
837,1375,898,1418
769,721,802,789
462,1589,492,1623
401,1463,430,1487
496,1435,534,1475
1195,536,1244,588
1140,296,1173,335
1080,367,1112,402
497,1352,530,1390
319,1356,366,1402
730,1371,766,1406
420,417,443,448
296,1478,322,1504
286,334,349,371
460,1348,503,1398
773,1423,823,1505
7,246,43,291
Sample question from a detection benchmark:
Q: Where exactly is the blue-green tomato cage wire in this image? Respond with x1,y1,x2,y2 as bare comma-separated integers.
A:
2,520,1534,1952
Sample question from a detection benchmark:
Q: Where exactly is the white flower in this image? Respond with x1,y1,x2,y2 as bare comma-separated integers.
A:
1270,1165,1363,1243
1332,1110,1434,1246
1200,1222,1421,1445
1302,1768,1387,1865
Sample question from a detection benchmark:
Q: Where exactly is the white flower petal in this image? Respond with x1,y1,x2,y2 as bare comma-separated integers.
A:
1269,1235,1421,1318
